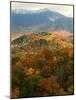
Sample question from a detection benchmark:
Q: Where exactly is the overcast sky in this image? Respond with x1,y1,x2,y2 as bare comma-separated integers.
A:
11,2,73,17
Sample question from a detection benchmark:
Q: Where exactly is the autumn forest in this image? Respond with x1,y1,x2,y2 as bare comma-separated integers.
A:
11,32,74,98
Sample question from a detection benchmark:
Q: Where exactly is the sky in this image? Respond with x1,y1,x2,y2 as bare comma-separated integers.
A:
11,2,73,17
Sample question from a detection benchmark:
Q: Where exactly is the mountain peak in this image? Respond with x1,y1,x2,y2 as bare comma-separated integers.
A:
11,9,73,34
12,8,58,15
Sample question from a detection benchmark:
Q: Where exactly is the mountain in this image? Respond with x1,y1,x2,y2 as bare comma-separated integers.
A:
11,32,73,52
11,9,73,34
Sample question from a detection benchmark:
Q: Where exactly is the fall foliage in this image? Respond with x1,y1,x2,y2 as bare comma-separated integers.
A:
11,32,74,98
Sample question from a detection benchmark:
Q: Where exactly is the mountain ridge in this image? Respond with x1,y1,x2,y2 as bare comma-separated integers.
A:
11,9,73,34
11,31,73,51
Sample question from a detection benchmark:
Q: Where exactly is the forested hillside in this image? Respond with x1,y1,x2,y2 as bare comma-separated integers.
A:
11,31,74,98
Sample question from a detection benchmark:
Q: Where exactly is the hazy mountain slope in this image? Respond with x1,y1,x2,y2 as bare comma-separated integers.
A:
11,9,73,34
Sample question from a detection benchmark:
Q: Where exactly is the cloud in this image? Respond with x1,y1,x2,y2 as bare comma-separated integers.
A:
11,2,73,17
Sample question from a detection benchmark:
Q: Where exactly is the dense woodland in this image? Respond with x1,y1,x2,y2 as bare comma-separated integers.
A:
11,32,74,98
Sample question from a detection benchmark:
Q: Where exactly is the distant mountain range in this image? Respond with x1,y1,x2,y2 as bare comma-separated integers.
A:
11,9,73,34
